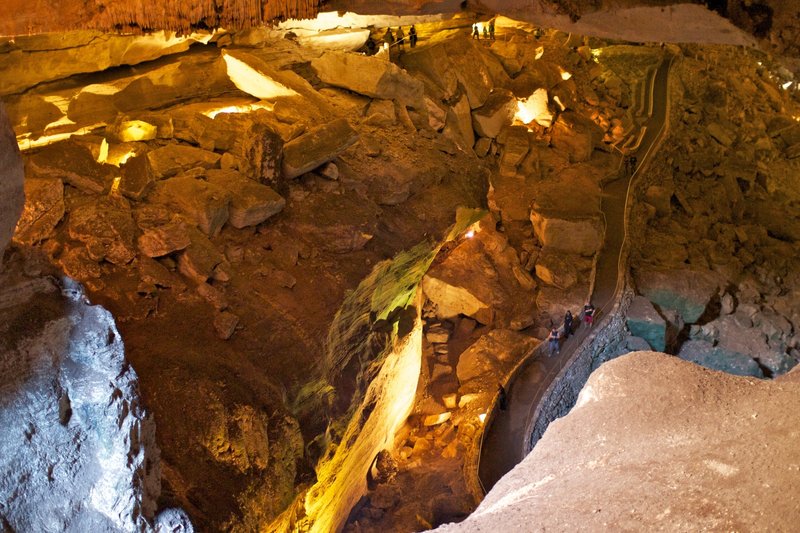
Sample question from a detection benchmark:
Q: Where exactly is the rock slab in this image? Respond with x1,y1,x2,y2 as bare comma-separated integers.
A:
0,103,24,260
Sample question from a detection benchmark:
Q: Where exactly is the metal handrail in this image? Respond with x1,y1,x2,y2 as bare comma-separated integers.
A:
470,51,675,497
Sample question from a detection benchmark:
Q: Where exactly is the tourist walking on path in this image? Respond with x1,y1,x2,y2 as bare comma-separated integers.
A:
563,310,574,338
582,302,595,328
396,26,405,50
489,18,495,40
548,327,561,356
472,24,480,39
383,28,394,47
409,25,418,47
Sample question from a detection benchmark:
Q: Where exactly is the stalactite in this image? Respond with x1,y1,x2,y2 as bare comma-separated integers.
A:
0,0,320,36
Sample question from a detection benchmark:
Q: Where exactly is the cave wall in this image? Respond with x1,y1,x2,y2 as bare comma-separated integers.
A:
0,103,24,262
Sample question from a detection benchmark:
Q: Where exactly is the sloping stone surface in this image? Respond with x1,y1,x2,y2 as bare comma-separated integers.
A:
282,118,358,179
530,211,605,257
137,218,191,258
435,352,800,532
0,103,24,260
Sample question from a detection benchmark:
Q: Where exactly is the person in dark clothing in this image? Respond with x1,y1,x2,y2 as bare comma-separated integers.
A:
583,302,596,328
563,310,574,338
483,26,489,39
472,24,480,39
396,26,405,50
548,327,560,356
630,155,637,174
365,36,376,55
383,27,394,48
489,18,495,40
497,384,508,411
409,25,418,47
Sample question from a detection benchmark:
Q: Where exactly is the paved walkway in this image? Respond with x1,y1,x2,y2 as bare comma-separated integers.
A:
477,53,673,493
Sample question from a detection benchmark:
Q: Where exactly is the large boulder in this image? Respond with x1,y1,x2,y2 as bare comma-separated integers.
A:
634,268,721,324
530,211,605,257
456,329,539,389
137,218,191,258
26,140,116,194
13,177,64,245
119,154,155,201
422,216,537,329
151,175,231,237
401,35,508,109
0,103,24,260
471,89,516,139
311,51,424,108
550,111,603,163
146,144,221,180
67,197,137,266
677,340,764,378
626,296,667,352
206,169,285,228
177,226,225,284
282,118,358,179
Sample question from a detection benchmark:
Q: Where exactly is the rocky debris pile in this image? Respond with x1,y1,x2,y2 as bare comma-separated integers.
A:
0,263,177,531
434,352,800,532
628,45,800,377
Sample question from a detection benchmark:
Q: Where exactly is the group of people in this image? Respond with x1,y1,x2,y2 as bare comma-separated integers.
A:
471,19,496,40
624,155,638,177
547,302,595,356
381,25,418,51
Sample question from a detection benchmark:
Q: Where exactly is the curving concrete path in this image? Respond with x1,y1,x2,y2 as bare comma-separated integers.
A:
477,53,674,493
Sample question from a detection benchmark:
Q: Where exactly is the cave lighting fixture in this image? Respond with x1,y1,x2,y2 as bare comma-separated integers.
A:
478,413,487,424
560,69,572,81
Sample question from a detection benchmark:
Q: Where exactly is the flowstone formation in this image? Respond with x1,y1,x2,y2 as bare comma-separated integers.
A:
434,352,800,532
628,44,800,378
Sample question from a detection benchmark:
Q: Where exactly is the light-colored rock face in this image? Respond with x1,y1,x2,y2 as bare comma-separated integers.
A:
0,272,162,531
434,352,800,532
0,103,26,260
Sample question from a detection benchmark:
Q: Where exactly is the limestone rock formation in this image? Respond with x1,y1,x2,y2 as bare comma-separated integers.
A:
626,295,667,352
0,271,161,531
311,51,425,108
0,103,24,261
434,352,800,532
634,268,721,324
282,118,359,179
206,169,285,228
13,177,64,246
422,216,537,330
456,329,538,390
27,140,116,194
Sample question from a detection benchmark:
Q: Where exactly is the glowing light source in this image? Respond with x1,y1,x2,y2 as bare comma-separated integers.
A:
222,52,299,100
553,95,566,111
465,230,475,239
782,81,793,90
560,69,572,81
117,120,157,142
478,413,487,424
109,177,122,196
201,102,273,119
108,149,136,167
515,88,553,128
535,46,544,60
97,138,110,164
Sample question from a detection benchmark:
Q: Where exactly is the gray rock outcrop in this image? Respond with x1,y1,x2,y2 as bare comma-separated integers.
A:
0,273,162,531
